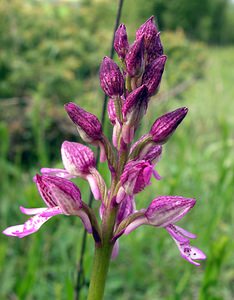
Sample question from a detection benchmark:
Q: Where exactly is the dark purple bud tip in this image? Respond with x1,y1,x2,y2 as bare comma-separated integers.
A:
99,56,124,97
114,23,129,59
136,16,158,43
150,107,188,144
64,102,102,143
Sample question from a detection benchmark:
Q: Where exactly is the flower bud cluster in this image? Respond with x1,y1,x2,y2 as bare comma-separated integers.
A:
3,16,205,267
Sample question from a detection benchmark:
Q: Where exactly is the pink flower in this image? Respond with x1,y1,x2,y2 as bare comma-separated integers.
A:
3,175,92,238
121,196,206,266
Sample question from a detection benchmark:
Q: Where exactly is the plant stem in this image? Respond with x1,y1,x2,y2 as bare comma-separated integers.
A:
87,242,113,300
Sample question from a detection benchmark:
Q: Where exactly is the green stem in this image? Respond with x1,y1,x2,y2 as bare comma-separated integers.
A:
87,241,113,300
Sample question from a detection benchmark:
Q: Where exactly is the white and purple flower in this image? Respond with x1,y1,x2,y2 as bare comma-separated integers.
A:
3,175,92,238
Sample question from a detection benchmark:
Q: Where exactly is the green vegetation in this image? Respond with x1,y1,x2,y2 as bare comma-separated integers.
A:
0,1,233,299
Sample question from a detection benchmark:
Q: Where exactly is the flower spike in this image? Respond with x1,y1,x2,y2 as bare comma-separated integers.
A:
4,15,206,282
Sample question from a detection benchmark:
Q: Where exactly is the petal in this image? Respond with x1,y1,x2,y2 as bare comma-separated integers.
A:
153,169,161,180
76,210,92,233
99,142,107,163
86,174,101,200
116,186,127,204
174,225,197,239
40,168,75,179
112,123,119,148
111,241,120,260
143,166,153,183
20,206,48,215
2,207,62,238
40,206,63,217
124,216,147,235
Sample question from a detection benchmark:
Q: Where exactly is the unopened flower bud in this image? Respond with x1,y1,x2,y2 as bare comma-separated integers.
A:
99,57,124,97
146,32,163,65
145,196,196,227
142,55,167,96
114,24,129,59
136,16,158,45
35,174,82,215
150,107,188,144
122,85,149,143
64,102,103,143
61,141,96,176
136,16,163,64
125,36,145,77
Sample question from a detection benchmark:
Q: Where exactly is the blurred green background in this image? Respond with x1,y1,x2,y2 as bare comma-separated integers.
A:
0,0,233,299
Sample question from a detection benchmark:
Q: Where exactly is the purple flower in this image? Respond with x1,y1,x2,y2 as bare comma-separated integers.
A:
122,85,149,143
116,160,154,203
136,16,163,64
99,56,124,97
64,102,103,143
122,196,206,266
142,55,167,96
125,36,145,77
41,141,105,201
114,24,129,59
3,175,92,238
150,107,188,144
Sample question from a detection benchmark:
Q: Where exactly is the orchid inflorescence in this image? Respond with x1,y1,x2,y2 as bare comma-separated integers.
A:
3,16,206,267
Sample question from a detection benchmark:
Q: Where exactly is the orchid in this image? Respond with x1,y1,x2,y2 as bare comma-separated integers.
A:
3,16,206,300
